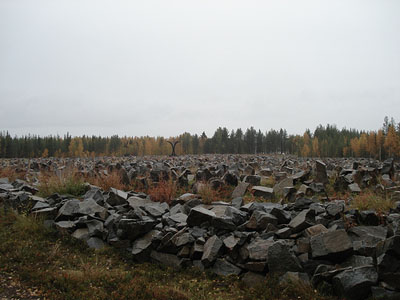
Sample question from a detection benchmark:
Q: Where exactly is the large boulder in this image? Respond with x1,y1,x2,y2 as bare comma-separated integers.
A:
310,229,353,261
201,235,223,267
187,206,216,227
332,266,378,300
267,241,303,273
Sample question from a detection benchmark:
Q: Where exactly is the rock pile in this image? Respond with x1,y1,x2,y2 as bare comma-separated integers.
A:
1,155,400,300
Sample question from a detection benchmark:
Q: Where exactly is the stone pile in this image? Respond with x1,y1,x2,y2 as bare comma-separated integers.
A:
1,155,400,300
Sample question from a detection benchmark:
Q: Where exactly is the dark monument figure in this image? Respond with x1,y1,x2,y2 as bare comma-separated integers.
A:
167,140,180,156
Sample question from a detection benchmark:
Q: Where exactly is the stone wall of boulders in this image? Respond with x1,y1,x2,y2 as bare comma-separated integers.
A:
1,155,400,300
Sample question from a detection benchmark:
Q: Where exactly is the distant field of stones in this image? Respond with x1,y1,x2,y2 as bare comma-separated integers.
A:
1,154,400,300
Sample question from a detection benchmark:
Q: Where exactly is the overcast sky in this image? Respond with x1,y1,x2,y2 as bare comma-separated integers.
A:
0,0,399,138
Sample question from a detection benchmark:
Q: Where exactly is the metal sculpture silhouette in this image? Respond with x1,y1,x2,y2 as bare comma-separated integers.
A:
167,140,180,156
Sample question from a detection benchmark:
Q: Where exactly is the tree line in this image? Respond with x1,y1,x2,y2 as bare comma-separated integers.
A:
0,117,399,159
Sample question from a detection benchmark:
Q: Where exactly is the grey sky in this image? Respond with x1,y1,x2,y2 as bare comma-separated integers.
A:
0,0,399,138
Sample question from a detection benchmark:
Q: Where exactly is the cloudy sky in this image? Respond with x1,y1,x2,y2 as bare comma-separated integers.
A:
0,0,399,138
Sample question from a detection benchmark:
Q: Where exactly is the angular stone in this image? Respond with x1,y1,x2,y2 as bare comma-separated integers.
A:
332,266,378,300
348,226,387,256
288,209,315,233
150,251,185,269
211,258,242,276
246,238,274,261
57,199,81,219
168,212,188,224
132,230,161,260
326,201,345,218
267,241,302,273
72,228,90,241
232,182,250,199
304,224,328,238
246,210,278,231
251,186,274,199
117,218,157,240
244,175,261,186
78,199,107,218
143,202,169,218
187,206,216,227
348,183,361,193
211,217,236,231
273,177,294,196
86,237,106,250
127,196,152,208
310,229,353,261
231,197,244,209
201,235,223,267
315,160,328,184
107,188,128,206
223,235,240,251
270,207,291,224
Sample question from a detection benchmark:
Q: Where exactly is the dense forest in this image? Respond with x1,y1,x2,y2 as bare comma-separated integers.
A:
1,117,399,159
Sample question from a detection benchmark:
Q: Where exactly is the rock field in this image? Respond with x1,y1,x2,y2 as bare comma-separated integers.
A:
1,154,400,300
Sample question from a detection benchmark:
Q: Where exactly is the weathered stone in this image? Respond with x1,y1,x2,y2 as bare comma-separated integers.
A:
72,228,90,240
348,226,387,256
332,266,378,300
231,197,244,209
223,235,240,251
117,218,157,240
251,186,274,199
231,182,250,199
315,160,328,184
150,251,185,269
246,210,278,231
270,207,291,224
326,201,345,218
348,183,361,193
187,206,216,227
132,230,162,260
310,229,353,261
273,177,294,196
211,217,236,231
78,199,107,218
201,235,223,267
86,237,106,250
57,199,81,219
304,224,328,238
244,175,261,186
107,188,128,206
288,209,315,233
211,259,242,276
246,238,274,261
267,241,302,273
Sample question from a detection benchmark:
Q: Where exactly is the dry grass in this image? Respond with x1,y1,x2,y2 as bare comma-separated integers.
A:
147,180,178,204
86,170,128,192
0,167,26,182
198,185,234,204
37,170,87,198
350,190,395,213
